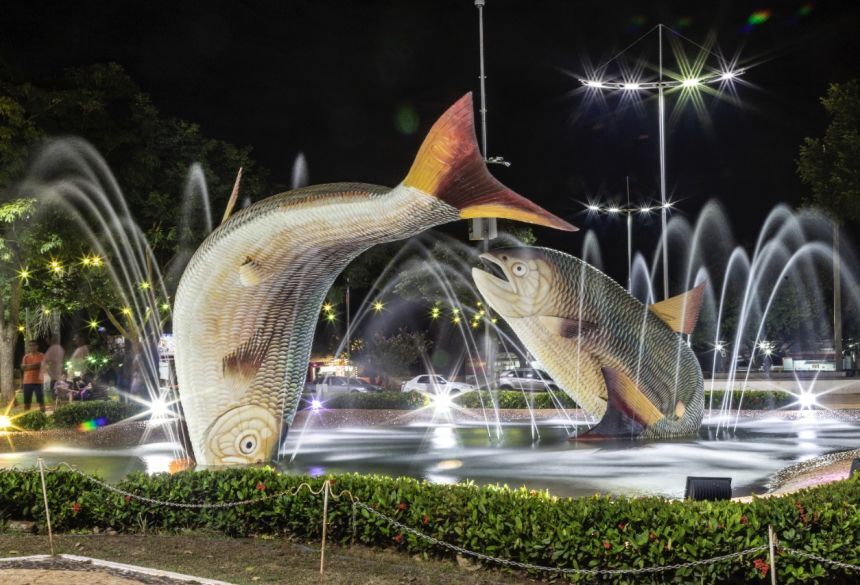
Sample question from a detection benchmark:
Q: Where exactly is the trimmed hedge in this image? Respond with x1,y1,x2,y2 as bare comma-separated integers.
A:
13,410,50,431
0,466,856,583
455,390,579,410
51,401,144,428
305,391,428,410
704,390,797,410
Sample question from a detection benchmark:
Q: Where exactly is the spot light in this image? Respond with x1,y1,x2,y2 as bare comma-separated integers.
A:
433,393,453,412
311,399,322,410
798,391,817,410
0,415,11,429
685,477,732,501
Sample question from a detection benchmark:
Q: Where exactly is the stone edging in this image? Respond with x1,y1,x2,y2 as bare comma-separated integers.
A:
767,448,860,491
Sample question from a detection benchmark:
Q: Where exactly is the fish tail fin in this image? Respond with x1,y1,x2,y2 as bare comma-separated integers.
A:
403,93,575,232
583,367,664,439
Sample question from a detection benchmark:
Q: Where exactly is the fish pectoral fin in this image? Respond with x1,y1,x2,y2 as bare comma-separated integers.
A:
584,367,664,438
222,329,273,384
538,315,597,338
239,256,271,287
648,281,706,335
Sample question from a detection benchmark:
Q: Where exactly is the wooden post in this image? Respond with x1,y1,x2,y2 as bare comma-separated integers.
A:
319,480,330,581
37,458,55,556
768,525,778,585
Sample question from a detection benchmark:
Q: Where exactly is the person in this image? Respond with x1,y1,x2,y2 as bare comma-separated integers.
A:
21,340,46,412
67,333,90,378
42,334,65,397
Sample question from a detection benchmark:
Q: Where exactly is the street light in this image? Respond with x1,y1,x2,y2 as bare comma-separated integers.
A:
579,24,746,300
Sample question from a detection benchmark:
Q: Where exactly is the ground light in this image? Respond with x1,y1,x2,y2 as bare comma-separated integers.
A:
797,391,818,410
311,399,323,410
685,476,732,501
0,415,11,430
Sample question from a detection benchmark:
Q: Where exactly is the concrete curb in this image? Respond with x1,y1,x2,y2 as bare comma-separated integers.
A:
0,554,236,584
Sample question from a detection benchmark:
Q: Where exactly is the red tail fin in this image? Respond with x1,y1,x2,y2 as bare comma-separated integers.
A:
403,93,575,232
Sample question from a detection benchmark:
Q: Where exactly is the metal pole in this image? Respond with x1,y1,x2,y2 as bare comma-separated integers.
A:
37,458,55,556
626,176,632,292
768,524,778,585
658,25,669,300
476,0,494,386
320,480,330,579
345,278,351,370
833,223,843,371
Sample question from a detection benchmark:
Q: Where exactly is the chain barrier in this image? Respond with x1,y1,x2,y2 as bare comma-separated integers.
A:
31,463,860,577
57,462,325,508
352,501,766,576
781,548,860,572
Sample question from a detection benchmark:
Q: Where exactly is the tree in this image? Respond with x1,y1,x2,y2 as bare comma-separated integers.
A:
797,80,860,223
355,328,432,387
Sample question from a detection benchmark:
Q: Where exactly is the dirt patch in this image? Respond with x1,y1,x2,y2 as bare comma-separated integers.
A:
0,533,538,585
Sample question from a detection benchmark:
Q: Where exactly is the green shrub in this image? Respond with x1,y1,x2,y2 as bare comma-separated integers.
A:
704,390,797,410
51,400,143,428
1,466,855,583
455,390,579,409
14,410,50,431
302,391,428,410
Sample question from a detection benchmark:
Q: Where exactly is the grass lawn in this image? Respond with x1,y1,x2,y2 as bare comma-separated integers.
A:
0,532,537,585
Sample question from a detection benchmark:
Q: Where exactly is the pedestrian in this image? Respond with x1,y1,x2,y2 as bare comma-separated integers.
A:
68,333,90,378
21,340,46,412
42,334,65,398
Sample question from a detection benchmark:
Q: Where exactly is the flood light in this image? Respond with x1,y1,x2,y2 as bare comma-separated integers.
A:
0,415,11,429
685,477,732,501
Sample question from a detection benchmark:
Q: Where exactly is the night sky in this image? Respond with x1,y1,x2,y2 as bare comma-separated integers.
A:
2,0,859,284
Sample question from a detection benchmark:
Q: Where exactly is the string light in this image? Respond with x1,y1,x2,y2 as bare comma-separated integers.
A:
139,281,151,290
430,307,441,320
17,268,30,281
121,307,132,316
372,300,384,313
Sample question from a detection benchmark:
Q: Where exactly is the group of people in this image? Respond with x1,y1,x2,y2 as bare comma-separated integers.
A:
20,334,91,412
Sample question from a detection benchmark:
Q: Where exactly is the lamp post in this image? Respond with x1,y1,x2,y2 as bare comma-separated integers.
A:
579,24,745,300
584,193,667,293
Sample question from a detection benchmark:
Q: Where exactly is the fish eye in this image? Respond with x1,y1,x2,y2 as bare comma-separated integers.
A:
238,433,258,455
511,262,528,277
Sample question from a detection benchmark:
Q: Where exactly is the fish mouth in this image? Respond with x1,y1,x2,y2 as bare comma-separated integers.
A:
475,253,514,293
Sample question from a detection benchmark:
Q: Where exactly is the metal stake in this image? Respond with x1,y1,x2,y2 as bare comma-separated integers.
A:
319,479,330,580
37,458,55,556
768,524,778,585
658,24,669,300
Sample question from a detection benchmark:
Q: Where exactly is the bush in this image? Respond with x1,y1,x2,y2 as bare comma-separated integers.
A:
14,410,50,431
455,390,579,409
0,467,856,583
51,400,143,428
704,390,797,410
302,391,428,410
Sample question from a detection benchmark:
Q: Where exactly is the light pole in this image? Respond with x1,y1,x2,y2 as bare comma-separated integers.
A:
584,193,667,293
579,24,745,300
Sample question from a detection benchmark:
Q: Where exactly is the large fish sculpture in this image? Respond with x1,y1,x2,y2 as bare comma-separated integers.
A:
472,247,706,438
174,94,575,465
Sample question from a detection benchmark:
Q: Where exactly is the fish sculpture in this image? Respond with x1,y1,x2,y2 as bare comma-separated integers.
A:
472,247,705,438
174,94,575,465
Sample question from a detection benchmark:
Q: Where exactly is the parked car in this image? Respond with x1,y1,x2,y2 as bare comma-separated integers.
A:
312,376,383,394
497,368,558,392
401,375,475,394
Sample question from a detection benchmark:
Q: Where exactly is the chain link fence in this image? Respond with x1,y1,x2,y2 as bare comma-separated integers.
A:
24,460,860,581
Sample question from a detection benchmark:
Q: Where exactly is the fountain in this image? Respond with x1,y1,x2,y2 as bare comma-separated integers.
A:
1,100,858,499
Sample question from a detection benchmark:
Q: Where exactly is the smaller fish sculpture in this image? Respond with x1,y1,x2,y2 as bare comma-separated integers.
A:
472,247,706,438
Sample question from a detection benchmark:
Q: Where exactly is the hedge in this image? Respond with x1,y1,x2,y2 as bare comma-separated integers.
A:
52,400,145,428
454,390,579,410
304,391,428,410
13,410,50,431
704,390,797,410
0,467,856,583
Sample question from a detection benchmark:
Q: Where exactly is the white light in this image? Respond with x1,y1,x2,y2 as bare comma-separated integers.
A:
663,202,673,209
0,415,11,429
639,207,652,213
607,207,620,214
311,399,322,410
623,82,641,90
719,71,737,81
587,204,601,211
149,395,172,422
682,78,700,88
433,393,453,412
798,392,817,409
584,80,605,88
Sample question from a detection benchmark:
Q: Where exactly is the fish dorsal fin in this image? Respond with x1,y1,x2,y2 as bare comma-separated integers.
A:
222,329,272,385
402,93,575,232
221,167,243,224
584,367,664,438
538,315,598,338
648,282,706,335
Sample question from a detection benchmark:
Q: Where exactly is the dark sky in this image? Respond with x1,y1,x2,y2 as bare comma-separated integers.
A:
2,0,859,283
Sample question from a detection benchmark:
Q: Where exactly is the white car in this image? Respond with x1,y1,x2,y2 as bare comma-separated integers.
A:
401,375,475,394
